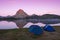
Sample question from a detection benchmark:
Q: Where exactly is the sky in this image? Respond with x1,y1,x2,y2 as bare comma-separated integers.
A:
0,0,60,16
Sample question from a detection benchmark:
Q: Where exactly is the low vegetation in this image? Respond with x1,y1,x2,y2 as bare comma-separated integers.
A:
0,26,60,40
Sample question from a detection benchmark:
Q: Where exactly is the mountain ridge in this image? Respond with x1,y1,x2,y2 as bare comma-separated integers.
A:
0,9,60,19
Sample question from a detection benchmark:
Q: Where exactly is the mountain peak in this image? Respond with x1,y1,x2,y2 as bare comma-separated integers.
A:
32,14,37,16
14,9,28,18
18,9,24,11
16,9,25,14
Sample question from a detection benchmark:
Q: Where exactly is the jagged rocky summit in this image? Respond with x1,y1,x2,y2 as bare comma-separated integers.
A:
13,9,28,18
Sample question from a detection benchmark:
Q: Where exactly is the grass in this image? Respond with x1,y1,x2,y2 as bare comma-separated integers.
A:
0,26,60,40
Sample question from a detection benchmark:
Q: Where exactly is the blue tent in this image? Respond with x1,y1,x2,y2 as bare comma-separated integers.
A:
43,24,55,32
29,25,43,35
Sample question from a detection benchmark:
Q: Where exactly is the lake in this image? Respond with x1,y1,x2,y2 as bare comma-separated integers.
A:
0,19,60,29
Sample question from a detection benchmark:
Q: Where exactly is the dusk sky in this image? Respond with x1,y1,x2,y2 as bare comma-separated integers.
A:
0,0,60,16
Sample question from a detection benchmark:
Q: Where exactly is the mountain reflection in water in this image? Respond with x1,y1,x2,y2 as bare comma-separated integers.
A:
13,20,27,28
0,19,60,29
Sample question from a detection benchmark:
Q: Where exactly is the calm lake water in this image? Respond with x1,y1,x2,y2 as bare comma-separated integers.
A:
0,19,60,29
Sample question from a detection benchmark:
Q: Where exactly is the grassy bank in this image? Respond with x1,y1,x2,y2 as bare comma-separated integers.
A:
0,26,60,40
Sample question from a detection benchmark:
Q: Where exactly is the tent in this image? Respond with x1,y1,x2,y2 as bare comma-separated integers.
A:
29,25,43,35
43,24,55,32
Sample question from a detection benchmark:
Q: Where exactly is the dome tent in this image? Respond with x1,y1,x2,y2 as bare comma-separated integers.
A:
43,24,55,32
29,25,43,35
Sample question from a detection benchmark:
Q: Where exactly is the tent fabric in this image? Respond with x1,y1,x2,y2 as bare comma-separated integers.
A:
29,25,43,35
43,24,55,32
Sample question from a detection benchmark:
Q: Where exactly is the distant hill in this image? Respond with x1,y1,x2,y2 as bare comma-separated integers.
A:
0,16,3,18
25,14,40,19
25,14,60,19
40,14,60,19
